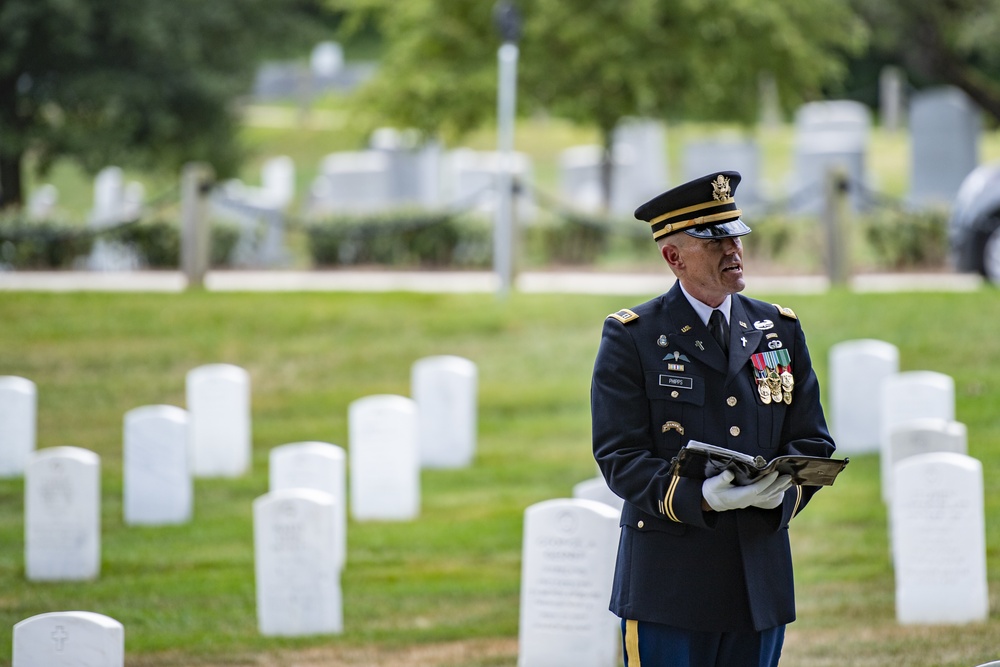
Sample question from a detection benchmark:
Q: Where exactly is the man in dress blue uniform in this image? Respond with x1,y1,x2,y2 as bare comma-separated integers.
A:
591,171,836,667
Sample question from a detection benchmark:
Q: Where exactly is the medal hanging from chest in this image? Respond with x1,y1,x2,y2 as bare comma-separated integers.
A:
751,349,793,406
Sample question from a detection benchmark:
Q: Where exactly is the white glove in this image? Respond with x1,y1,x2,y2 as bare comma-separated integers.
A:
702,470,793,512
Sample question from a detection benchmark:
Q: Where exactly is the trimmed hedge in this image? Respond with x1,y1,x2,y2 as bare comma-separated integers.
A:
0,218,95,269
0,216,240,270
305,211,492,268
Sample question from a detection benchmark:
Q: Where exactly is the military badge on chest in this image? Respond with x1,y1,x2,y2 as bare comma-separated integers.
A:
662,349,690,372
750,349,794,405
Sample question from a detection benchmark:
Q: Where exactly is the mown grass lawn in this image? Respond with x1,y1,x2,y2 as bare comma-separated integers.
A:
1,286,999,666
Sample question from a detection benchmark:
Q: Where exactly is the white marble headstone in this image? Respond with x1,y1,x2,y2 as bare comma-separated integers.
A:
25,447,101,581
123,405,192,525
829,339,899,455
186,363,251,478
412,355,477,469
13,611,124,667
269,441,347,569
884,418,967,502
517,498,620,667
348,395,419,521
254,488,343,636
0,375,36,477
572,476,623,513
879,371,955,503
892,452,988,625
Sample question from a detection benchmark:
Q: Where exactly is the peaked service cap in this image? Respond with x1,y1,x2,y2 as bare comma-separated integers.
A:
635,171,752,240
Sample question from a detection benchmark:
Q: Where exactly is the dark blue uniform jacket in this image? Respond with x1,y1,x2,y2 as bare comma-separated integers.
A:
591,282,835,632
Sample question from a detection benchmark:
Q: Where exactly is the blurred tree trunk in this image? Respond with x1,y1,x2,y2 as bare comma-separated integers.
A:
0,153,23,209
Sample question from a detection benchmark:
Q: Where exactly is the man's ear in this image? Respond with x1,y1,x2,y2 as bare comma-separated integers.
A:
661,242,683,270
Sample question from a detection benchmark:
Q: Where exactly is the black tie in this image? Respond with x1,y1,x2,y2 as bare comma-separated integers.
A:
709,309,729,355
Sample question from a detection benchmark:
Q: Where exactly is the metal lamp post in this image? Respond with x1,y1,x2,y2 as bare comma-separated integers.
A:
493,1,521,298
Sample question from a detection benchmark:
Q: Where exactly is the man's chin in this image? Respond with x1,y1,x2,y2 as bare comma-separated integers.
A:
726,274,746,293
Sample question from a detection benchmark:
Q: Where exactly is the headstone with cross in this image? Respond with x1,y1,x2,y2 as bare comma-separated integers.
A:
13,611,124,666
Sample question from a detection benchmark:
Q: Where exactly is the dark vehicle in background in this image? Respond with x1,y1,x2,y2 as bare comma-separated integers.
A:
950,162,1000,284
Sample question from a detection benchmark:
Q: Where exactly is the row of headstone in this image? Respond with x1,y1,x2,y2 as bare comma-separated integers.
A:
255,440,349,636
830,341,990,625
879,371,986,626
830,342,960,502
828,340,957,461
15,353,469,532
10,355,477,640
10,363,249,583
347,355,478,522
124,363,251,524
558,118,668,217
878,370,957,503
304,136,537,222
15,476,622,657
790,86,980,213
251,354,477,635
253,41,375,100
125,362,252,526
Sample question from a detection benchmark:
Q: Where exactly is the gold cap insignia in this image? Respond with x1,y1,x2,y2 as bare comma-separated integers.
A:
711,174,731,201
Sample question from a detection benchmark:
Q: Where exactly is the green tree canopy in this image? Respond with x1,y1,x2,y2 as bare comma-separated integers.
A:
333,0,867,206
850,0,1000,121
0,0,336,208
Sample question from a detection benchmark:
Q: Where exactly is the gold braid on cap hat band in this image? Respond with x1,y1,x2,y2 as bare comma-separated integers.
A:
652,207,743,240
649,197,735,226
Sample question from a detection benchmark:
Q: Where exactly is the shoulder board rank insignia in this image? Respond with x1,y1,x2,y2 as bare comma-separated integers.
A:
608,308,639,324
772,303,798,320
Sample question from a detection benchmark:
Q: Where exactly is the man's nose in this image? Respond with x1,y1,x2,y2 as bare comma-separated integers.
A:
722,237,742,254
